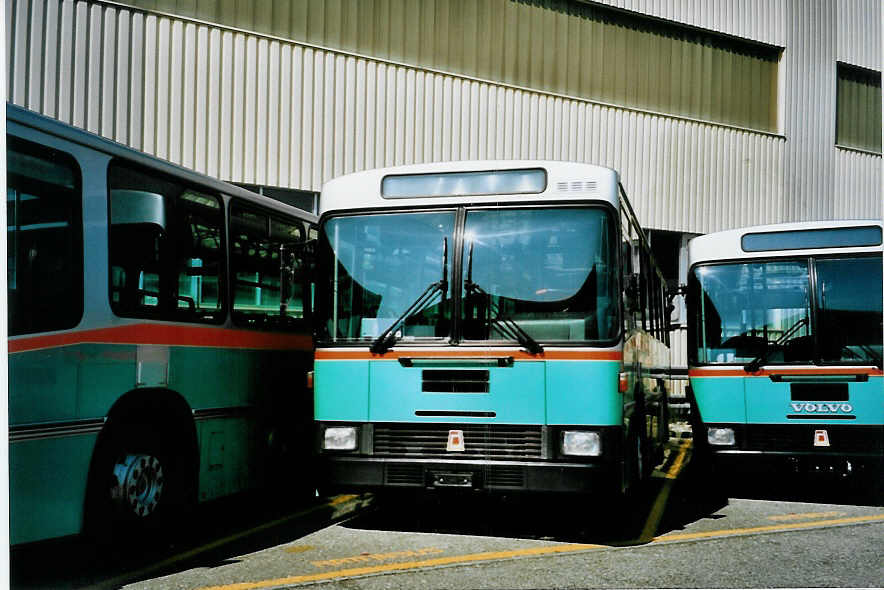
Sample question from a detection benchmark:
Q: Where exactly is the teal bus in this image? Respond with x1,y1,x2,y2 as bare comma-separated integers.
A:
686,220,883,484
313,160,670,498
7,104,317,545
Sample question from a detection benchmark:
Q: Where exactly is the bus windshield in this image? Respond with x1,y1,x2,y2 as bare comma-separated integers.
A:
317,206,619,345
462,207,618,343
690,256,882,366
319,211,456,342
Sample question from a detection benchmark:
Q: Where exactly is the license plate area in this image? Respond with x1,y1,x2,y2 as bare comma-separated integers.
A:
429,471,476,488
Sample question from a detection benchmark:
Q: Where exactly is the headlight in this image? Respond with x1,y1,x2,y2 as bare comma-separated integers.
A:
323,426,358,451
707,427,735,446
561,430,602,456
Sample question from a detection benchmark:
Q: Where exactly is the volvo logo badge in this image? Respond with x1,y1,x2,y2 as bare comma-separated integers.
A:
790,402,853,414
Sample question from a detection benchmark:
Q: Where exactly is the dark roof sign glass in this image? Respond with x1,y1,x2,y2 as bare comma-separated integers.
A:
381,168,546,198
742,225,882,252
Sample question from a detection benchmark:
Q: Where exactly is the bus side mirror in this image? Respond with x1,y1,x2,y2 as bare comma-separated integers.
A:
667,284,687,330
279,241,317,317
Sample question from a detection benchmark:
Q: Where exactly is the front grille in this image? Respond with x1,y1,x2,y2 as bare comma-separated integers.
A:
385,464,424,486
422,369,490,393
486,466,525,488
744,425,881,453
374,423,543,460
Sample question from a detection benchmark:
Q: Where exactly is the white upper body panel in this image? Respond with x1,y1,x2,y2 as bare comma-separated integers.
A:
688,219,883,266
319,160,621,216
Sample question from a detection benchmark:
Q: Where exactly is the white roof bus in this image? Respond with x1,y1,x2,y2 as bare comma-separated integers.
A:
7,104,317,546
686,220,883,486
314,160,671,500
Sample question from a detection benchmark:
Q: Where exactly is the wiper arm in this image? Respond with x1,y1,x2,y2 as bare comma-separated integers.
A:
857,343,883,370
370,238,448,354
464,243,543,355
744,317,808,373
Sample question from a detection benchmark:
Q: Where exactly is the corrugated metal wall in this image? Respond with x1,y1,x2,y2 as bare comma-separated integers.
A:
6,0,881,233
115,0,782,132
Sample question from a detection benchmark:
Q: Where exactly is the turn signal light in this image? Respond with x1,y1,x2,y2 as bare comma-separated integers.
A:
618,372,629,393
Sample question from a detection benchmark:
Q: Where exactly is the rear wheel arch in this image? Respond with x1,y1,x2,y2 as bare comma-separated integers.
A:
84,388,199,542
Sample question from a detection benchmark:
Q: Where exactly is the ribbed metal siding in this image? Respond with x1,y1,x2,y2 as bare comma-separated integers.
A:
6,0,880,232
600,0,788,47
116,0,783,132
835,0,881,71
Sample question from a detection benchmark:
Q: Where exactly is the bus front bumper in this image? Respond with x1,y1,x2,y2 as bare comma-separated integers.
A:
709,449,882,479
321,456,618,495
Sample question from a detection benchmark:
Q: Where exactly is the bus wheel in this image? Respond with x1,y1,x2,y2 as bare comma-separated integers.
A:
86,423,191,545
111,453,165,519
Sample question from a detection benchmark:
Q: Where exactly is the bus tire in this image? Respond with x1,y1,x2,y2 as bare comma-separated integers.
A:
85,421,194,546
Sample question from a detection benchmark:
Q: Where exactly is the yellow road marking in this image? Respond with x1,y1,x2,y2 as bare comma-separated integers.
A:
82,494,368,590
198,544,603,590
638,440,692,542
328,494,358,506
198,513,884,590
311,547,445,567
284,545,316,555
767,511,845,522
653,513,884,543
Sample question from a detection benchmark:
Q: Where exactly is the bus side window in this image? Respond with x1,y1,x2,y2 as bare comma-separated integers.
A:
230,204,306,330
108,162,225,323
6,138,83,335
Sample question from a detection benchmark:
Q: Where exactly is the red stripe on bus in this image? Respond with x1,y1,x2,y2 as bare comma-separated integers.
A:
8,324,312,353
314,349,623,361
688,368,884,378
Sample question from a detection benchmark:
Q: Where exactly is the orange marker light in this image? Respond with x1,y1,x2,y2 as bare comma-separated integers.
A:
618,372,629,393
306,371,314,390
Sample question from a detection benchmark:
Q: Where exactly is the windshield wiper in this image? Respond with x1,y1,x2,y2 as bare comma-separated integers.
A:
464,243,544,355
370,238,448,354
856,343,883,370
744,317,808,373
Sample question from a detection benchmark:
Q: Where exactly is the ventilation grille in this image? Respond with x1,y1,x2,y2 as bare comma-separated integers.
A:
385,464,424,486
555,180,598,193
486,466,525,488
374,423,543,460
744,425,880,453
422,369,490,393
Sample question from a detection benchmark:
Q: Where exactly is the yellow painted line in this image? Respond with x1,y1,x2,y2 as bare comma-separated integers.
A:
311,547,445,568
653,513,884,543
198,544,604,590
284,545,316,555
328,494,358,506
638,441,692,542
82,494,369,590
198,513,884,590
663,441,690,480
767,511,845,522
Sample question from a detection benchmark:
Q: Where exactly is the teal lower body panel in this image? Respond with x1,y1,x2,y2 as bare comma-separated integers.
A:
9,434,97,545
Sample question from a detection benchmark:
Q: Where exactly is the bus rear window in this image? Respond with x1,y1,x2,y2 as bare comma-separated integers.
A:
741,226,882,252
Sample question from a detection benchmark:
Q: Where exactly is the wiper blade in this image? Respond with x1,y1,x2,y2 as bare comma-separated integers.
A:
464,243,543,355
857,343,883,370
744,317,808,373
370,238,448,354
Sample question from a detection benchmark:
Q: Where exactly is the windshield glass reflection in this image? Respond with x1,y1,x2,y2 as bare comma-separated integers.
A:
319,211,455,342
690,256,883,366
461,208,619,343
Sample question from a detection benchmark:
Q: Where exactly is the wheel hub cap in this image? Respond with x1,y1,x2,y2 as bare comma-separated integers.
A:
111,454,164,517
